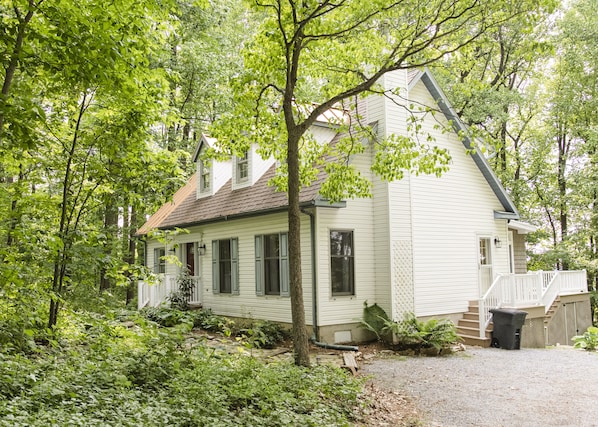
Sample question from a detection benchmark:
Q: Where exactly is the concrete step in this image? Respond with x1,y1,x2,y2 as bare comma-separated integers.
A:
463,312,480,321
459,333,491,347
467,305,480,314
457,325,492,339
458,318,481,329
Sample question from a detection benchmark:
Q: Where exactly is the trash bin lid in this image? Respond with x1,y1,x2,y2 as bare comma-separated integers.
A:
490,308,528,325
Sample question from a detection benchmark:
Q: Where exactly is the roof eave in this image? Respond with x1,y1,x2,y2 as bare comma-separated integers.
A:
153,198,346,232
494,211,520,220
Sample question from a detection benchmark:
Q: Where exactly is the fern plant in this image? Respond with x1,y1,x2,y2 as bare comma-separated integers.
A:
386,313,460,351
360,304,459,353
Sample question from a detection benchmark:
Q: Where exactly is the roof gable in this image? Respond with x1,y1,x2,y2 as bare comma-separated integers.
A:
408,68,519,218
192,134,217,163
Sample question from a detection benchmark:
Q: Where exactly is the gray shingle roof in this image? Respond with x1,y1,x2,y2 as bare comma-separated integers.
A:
138,163,325,234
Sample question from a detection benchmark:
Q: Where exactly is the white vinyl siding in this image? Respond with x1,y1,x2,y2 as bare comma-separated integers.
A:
315,148,377,327
366,91,393,316
166,213,312,325
196,150,231,199
407,79,510,317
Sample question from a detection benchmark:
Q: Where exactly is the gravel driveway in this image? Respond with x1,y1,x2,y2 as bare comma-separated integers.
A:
362,346,598,427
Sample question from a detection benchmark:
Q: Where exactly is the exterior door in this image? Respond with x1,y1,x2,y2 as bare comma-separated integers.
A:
185,242,195,276
508,231,514,274
478,237,493,295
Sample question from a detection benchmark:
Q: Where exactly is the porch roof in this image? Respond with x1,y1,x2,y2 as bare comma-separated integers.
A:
508,220,538,234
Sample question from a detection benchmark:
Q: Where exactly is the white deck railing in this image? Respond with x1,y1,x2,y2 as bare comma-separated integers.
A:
138,274,202,309
478,270,587,338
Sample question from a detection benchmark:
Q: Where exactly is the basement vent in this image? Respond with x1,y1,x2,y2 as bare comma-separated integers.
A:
334,331,352,344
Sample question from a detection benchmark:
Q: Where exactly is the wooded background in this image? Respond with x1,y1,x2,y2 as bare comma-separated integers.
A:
1,0,596,344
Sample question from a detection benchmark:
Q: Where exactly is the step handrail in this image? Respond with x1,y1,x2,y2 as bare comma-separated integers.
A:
478,270,588,338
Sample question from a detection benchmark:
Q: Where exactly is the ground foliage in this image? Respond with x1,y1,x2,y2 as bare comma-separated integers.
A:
360,302,460,353
0,310,365,426
141,306,290,349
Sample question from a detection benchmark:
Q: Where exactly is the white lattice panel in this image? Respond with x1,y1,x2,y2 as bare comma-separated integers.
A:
392,240,414,320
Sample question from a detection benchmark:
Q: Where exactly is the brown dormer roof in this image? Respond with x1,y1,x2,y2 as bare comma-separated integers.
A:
136,163,326,235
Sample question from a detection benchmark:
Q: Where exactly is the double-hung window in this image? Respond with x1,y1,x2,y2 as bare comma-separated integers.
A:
199,160,211,192
153,248,166,274
236,151,249,183
255,233,289,296
330,230,355,296
212,238,239,295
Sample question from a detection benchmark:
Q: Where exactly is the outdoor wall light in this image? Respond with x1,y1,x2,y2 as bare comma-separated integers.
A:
494,237,502,248
198,243,207,256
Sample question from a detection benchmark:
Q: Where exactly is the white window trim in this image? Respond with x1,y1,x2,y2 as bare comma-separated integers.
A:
233,150,252,189
329,229,355,297
198,160,212,196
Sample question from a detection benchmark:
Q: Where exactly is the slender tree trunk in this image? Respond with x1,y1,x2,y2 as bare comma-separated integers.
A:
557,135,569,270
287,130,310,367
48,93,87,329
5,164,24,247
0,1,38,139
125,204,137,305
99,198,118,291
498,119,508,174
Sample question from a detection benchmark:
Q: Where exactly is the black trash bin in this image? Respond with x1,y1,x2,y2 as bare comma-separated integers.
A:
490,308,528,350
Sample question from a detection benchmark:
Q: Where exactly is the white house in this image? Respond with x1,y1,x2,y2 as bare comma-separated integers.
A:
137,68,590,348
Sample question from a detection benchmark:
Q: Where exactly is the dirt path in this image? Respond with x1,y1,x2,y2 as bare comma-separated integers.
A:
362,346,598,427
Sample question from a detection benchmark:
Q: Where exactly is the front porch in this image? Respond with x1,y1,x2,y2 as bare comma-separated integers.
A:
458,270,589,347
138,274,202,309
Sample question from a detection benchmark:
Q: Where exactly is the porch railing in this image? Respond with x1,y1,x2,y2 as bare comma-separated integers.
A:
138,274,202,309
478,270,587,338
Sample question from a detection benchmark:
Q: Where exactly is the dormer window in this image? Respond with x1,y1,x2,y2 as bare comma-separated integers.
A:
236,151,249,184
200,160,210,192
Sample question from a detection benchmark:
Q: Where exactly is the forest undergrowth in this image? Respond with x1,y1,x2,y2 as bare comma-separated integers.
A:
0,308,366,426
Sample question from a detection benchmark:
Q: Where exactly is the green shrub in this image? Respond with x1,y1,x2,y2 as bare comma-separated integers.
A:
359,301,391,342
194,309,235,336
167,268,195,311
140,307,235,337
243,320,289,349
385,312,460,352
360,305,459,353
572,326,598,351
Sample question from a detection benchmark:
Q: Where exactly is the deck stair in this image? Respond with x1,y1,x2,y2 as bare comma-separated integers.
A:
543,297,561,328
457,300,493,347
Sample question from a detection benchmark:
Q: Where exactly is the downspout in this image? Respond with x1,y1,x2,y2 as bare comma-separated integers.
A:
301,206,359,352
300,207,319,341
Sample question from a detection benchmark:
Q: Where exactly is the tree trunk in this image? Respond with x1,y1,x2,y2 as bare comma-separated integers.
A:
5,165,24,247
557,135,568,270
48,92,87,329
0,1,37,139
287,130,310,367
125,204,137,305
99,198,118,291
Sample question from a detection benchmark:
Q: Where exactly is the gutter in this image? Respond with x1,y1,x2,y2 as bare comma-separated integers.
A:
301,202,359,352
300,199,348,342
300,207,319,342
